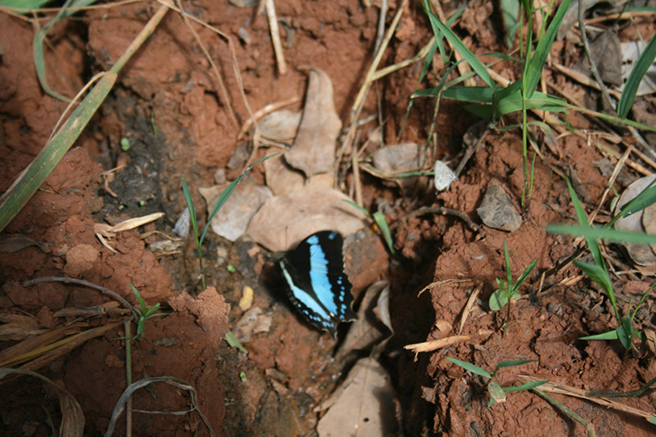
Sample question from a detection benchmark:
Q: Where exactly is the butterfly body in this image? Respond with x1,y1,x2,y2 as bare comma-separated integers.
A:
279,231,356,337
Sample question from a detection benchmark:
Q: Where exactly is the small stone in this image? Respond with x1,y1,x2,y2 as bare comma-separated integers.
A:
476,182,522,232
64,244,100,277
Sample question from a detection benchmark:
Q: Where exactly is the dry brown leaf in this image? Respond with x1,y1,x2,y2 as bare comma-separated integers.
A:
316,357,397,436
283,69,341,179
199,180,273,242
0,314,43,341
336,281,392,360
259,109,301,144
246,186,368,252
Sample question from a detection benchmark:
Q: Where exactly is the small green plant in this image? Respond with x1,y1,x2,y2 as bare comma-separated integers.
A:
489,240,537,325
447,357,547,407
548,179,656,353
182,155,275,290
343,200,397,256
129,283,165,340
416,0,656,206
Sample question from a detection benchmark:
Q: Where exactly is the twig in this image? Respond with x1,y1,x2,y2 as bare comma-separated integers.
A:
264,0,287,75
337,0,409,185
237,96,300,140
176,0,238,129
396,205,483,234
23,277,139,321
159,0,256,135
578,0,615,111
125,320,133,437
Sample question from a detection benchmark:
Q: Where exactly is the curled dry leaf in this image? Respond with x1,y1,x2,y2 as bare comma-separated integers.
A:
316,357,397,436
0,313,43,341
264,152,335,196
246,186,368,252
259,109,301,144
361,143,427,189
283,69,341,179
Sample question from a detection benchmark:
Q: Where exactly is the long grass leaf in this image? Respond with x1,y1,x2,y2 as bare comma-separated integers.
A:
524,0,572,98
617,32,656,118
503,380,548,391
0,5,169,233
181,177,199,240
616,178,656,218
447,357,492,378
422,0,495,89
546,224,656,245
564,178,604,268
0,72,117,233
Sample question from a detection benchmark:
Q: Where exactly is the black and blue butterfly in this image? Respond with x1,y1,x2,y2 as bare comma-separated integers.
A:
279,230,356,337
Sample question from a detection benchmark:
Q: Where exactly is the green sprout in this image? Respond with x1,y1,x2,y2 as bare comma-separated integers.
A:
343,200,397,257
548,179,656,353
129,283,165,340
182,154,275,290
489,240,537,333
447,357,546,408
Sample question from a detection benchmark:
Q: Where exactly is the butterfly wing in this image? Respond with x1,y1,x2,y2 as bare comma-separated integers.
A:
281,231,356,336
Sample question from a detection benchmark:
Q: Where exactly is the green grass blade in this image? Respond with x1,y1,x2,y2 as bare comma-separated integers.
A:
546,224,656,245
617,32,656,119
500,0,521,48
631,283,655,320
181,176,199,240
0,0,53,10
615,179,656,219
372,211,397,256
504,380,549,391
199,154,277,245
439,86,495,103
447,357,492,378
580,330,619,341
514,259,538,288
497,359,538,368
0,5,168,234
225,332,248,353
129,283,147,313
0,71,117,233
524,0,573,99
564,178,604,268
573,260,614,297
342,199,371,217
422,0,495,89
33,0,99,101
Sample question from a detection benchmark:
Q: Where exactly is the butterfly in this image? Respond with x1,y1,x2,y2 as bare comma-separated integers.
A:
279,230,356,337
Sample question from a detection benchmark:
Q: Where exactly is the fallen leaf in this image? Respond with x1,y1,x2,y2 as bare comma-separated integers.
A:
199,180,273,242
259,109,301,144
336,281,393,360
283,69,341,179
316,357,397,436
246,186,368,252
361,143,428,189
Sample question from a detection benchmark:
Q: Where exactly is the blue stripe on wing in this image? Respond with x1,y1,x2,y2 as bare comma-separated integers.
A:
280,231,356,337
